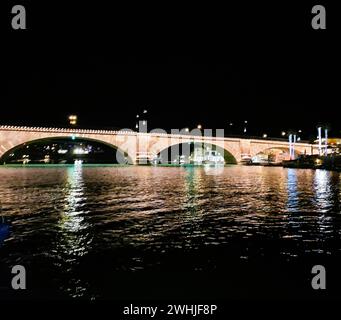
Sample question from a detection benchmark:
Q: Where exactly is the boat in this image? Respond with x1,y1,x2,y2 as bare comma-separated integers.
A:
203,151,225,166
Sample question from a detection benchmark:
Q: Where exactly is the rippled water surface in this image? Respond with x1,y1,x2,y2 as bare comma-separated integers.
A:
1,165,341,299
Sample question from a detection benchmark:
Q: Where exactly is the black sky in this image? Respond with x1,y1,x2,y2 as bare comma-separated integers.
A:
2,2,339,140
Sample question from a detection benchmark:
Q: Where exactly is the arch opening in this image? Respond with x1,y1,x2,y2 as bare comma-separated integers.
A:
154,142,237,165
0,137,133,165
252,147,301,164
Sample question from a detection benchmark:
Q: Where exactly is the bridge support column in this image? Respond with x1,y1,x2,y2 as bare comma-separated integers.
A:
239,139,251,163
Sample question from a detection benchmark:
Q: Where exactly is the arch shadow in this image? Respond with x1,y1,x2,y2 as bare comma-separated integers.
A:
0,136,134,165
155,141,237,165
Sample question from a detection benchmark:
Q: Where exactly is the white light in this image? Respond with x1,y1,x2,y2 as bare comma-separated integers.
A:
73,148,89,155
263,134,267,138
58,149,68,154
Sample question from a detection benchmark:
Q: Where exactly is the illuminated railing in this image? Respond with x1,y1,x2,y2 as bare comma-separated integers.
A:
0,125,312,146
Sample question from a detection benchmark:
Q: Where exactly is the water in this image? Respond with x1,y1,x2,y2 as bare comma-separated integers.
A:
1,165,341,300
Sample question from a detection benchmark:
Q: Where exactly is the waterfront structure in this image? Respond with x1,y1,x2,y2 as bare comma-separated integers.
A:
0,125,315,165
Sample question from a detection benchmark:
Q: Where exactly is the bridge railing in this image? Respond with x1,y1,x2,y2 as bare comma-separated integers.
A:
0,125,312,144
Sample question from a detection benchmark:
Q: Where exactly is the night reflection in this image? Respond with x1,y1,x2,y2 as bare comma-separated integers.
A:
61,163,87,234
2,165,341,300
182,168,205,240
286,169,299,212
54,163,92,298
183,167,200,214
314,169,333,212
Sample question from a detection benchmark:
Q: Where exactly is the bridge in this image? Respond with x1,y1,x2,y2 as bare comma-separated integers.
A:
0,125,315,164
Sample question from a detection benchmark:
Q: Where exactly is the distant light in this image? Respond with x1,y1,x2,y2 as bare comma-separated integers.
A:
197,124,202,129
73,148,89,155
136,114,140,118
263,134,268,138
315,158,322,165
298,129,302,133
136,124,139,129
58,149,68,154
142,121,146,125
143,109,148,114
185,128,189,132
244,120,248,124
69,115,78,125
71,135,76,140
281,131,286,136
229,123,233,126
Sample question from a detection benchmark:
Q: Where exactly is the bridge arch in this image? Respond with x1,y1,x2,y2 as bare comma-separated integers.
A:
153,141,238,164
0,136,134,164
251,146,302,163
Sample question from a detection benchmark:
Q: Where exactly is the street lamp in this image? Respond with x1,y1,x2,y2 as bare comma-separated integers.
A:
197,124,202,130
243,120,248,134
262,133,268,138
68,115,77,126
136,107,148,131
281,131,286,136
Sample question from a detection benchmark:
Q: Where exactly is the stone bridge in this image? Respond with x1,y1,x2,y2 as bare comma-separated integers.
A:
0,125,314,164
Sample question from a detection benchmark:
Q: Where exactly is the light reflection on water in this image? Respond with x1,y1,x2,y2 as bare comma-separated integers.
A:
1,165,341,298
53,164,92,298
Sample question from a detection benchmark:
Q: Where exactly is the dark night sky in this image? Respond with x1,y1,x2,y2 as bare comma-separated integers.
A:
2,2,339,140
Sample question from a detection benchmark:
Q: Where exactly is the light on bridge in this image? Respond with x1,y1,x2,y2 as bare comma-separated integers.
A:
69,115,78,126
